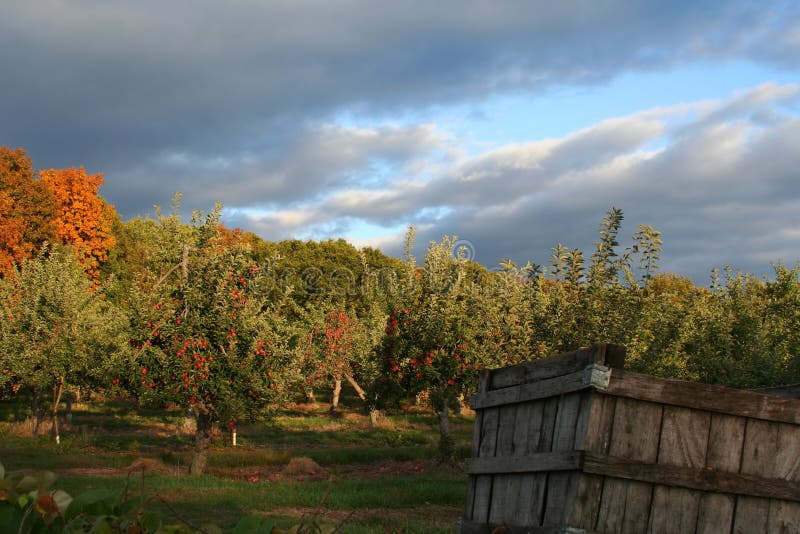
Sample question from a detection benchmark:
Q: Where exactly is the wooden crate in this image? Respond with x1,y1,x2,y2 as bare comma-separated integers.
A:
459,344,800,533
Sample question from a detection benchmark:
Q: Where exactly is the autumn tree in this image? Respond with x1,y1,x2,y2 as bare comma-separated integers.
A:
40,167,117,283
0,147,57,277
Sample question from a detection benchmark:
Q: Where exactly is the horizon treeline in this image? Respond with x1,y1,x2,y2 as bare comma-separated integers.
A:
2,146,799,467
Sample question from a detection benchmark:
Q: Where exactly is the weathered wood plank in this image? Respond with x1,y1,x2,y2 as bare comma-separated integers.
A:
553,392,582,451
472,367,606,410
471,406,499,524
767,501,800,534
569,474,604,530
465,451,583,475
608,397,662,463
733,496,769,534
500,401,532,526
457,518,598,534
696,494,735,534
696,413,744,533
606,369,800,424
582,393,616,455
774,421,800,481
595,478,652,534
754,383,800,399
536,396,560,453
465,370,489,521
596,398,661,532
648,406,709,533
595,477,627,533
649,485,702,534
570,394,613,531
487,343,624,391
582,454,800,502
488,404,518,524
658,405,710,468
542,393,584,526
706,413,746,472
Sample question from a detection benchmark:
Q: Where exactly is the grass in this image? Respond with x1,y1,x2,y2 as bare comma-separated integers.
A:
0,396,473,533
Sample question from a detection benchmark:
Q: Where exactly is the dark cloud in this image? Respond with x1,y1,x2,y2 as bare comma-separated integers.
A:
1,2,799,280
3,2,799,212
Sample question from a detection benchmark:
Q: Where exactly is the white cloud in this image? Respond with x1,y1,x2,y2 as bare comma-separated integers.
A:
216,83,800,280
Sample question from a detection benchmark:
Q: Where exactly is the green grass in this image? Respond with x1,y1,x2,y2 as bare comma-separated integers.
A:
55,473,466,532
0,397,473,533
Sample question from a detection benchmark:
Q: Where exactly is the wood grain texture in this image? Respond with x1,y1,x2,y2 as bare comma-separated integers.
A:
465,369,490,520
606,369,800,424
465,451,583,475
696,493,735,534
471,406,499,524
488,404,519,524
472,369,597,410
487,343,623,391
696,413,744,533
595,398,662,532
648,406,710,532
583,454,800,502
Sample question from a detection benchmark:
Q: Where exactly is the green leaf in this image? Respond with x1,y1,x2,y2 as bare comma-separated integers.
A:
15,474,39,492
36,470,58,491
0,503,24,530
65,488,121,519
233,515,264,534
257,519,278,534
0,461,5,480
139,510,162,532
88,516,116,534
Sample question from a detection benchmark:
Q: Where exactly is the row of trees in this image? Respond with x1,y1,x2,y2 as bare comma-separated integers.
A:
2,147,799,469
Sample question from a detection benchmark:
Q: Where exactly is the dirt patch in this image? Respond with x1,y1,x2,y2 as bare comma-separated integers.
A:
281,457,322,475
57,457,183,477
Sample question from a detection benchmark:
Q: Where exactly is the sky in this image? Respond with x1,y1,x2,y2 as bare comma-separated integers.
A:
2,1,799,283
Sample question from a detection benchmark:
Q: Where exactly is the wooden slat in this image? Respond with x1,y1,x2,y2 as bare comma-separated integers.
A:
544,393,584,526
487,343,624,391
754,383,800,399
606,369,800,424
472,366,609,410
767,423,800,531
506,401,537,526
767,500,800,533
466,451,584,475
456,518,595,534
696,413,744,533
648,406,710,533
464,370,489,520
566,392,605,530
733,497,769,534
488,404,518,524
583,454,800,503
595,398,661,532
471,406,499,524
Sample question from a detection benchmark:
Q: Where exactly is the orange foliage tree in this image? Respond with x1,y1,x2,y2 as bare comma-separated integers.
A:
0,148,57,277
40,167,117,282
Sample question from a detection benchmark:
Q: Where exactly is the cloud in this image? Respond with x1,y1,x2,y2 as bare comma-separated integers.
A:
231,83,800,281
2,3,799,280
2,2,799,215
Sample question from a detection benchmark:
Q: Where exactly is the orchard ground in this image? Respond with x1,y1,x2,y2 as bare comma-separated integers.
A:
0,393,473,533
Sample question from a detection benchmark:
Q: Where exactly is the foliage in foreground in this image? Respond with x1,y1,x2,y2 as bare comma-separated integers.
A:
0,461,338,534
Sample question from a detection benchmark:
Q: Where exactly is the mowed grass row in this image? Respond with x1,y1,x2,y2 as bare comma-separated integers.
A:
0,397,473,532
